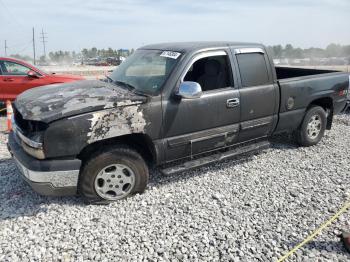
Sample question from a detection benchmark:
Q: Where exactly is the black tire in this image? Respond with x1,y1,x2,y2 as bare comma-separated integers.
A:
296,106,327,147
78,145,149,204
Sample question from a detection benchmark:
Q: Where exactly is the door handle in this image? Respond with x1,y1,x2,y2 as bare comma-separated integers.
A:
3,78,14,82
226,98,240,108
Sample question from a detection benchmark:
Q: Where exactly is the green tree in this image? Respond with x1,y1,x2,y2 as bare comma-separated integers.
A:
90,47,98,58
284,44,294,58
81,48,88,58
272,45,283,58
107,47,114,57
39,55,46,63
343,45,350,56
326,43,342,57
293,48,304,59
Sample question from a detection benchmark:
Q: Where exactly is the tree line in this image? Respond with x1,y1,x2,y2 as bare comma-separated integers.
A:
46,48,134,64
9,47,135,64
9,44,350,64
266,43,350,59
81,47,134,59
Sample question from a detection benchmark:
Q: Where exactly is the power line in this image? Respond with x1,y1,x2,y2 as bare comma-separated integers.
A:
5,40,27,49
40,28,48,58
15,40,33,54
0,0,27,32
5,40,32,55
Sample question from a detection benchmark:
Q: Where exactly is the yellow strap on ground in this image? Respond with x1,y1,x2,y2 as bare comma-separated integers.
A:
278,200,350,262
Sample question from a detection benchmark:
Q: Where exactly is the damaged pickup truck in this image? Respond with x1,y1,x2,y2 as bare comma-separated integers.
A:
8,42,349,203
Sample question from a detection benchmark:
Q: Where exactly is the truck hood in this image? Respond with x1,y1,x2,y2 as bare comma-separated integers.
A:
14,80,147,123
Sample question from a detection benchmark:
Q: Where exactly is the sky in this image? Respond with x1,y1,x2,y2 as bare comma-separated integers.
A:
0,0,350,56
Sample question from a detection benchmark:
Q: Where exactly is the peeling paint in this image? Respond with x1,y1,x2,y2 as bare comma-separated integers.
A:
87,105,147,143
14,80,147,123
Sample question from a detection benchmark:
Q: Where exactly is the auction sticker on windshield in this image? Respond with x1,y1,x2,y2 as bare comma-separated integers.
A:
160,51,181,59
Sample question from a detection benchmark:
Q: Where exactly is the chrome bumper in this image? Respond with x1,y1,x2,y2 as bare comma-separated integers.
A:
13,156,79,188
8,132,81,196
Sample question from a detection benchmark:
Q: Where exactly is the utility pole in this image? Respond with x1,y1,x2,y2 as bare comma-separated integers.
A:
40,28,48,58
4,40,8,56
32,27,36,65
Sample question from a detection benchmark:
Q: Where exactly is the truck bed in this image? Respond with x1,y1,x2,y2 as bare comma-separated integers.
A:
275,66,337,80
274,67,349,134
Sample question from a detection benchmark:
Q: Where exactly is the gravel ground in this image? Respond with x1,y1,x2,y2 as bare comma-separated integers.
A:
1,115,350,261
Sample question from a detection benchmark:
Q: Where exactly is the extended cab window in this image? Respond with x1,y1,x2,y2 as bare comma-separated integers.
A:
184,53,233,92
1,61,31,75
236,53,270,87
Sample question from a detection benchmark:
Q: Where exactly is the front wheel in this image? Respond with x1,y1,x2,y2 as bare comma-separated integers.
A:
296,106,327,147
78,145,149,204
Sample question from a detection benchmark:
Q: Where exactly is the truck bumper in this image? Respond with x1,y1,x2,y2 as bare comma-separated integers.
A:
7,132,81,196
343,100,350,112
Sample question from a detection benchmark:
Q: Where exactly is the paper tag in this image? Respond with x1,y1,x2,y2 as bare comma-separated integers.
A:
160,51,181,59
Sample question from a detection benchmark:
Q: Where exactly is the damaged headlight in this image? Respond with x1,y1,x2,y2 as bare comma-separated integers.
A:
13,122,46,159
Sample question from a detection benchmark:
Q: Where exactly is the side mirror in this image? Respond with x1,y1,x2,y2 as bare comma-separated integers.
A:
177,81,202,99
27,70,39,78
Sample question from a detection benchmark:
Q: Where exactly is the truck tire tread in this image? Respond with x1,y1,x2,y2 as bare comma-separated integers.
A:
78,145,149,204
296,105,327,147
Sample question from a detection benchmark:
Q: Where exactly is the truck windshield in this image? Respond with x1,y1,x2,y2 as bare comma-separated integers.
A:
109,49,181,95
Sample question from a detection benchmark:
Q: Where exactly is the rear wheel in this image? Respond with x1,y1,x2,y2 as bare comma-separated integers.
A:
296,106,327,147
78,145,149,204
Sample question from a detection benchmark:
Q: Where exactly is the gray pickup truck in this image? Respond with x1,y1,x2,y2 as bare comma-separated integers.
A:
8,42,349,203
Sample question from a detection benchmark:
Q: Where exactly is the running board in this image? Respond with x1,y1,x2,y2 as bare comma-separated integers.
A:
160,140,270,176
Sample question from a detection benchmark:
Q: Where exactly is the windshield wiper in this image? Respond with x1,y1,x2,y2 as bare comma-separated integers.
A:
105,76,114,83
99,76,114,83
115,81,136,91
114,80,148,96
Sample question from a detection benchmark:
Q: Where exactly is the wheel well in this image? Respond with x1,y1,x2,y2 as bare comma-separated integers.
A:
77,134,156,167
308,97,333,129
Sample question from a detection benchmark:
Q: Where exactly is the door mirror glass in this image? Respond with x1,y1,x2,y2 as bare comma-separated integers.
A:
27,70,39,78
177,81,202,99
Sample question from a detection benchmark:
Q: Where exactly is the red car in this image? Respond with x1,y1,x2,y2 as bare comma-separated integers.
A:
0,57,84,102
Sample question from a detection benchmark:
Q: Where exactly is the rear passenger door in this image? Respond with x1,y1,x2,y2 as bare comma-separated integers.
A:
231,48,279,142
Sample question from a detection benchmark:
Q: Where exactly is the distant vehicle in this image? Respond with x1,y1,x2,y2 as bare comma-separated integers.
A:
0,57,84,102
106,57,123,66
72,61,82,66
7,42,349,203
85,57,123,66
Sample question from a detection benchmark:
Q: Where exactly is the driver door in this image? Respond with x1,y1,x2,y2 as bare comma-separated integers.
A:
162,50,241,162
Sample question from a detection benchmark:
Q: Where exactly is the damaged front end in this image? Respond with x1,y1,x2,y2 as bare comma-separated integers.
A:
8,80,150,196
12,80,148,157
12,106,48,159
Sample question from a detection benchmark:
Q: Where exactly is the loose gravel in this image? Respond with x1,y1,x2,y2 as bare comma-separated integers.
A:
1,115,350,261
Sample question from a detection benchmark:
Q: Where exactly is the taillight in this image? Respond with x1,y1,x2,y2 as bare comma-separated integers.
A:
340,75,350,97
